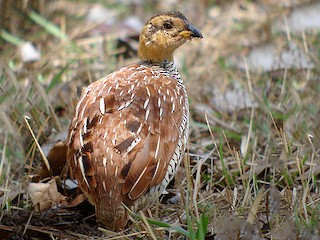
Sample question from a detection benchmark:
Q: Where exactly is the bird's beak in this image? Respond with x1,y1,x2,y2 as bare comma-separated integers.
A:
179,23,203,39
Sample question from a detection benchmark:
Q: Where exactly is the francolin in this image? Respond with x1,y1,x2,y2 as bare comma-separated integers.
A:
67,11,202,231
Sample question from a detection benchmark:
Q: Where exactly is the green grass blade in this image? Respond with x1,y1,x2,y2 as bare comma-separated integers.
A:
28,11,68,40
196,213,209,240
145,217,191,238
0,30,24,46
45,63,71,93
125,205,191,238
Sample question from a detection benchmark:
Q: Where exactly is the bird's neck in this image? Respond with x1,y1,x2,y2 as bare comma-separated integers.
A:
159,59,178,74
141,59,182,82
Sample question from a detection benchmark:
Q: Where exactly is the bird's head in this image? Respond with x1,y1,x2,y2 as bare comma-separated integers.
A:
138,11,203,63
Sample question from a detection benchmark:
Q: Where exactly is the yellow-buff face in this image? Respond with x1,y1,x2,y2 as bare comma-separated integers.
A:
138,11,203,62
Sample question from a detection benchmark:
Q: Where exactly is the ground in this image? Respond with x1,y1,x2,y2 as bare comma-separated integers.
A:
1,0,320,239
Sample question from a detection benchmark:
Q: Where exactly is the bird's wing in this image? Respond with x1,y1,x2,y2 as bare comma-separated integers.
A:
67,64,187,205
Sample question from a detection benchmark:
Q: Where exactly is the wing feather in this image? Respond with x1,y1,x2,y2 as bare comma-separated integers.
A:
68,63,187,207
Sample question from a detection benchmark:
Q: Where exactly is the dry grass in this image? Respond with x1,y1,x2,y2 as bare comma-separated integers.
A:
1,0,320,239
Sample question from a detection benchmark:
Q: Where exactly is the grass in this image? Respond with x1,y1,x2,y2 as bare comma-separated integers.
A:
1,0,320,239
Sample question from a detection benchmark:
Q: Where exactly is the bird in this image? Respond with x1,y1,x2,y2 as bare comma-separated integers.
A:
67,11,202,231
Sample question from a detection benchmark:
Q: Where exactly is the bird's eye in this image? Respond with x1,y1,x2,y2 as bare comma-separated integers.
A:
163,22,173,29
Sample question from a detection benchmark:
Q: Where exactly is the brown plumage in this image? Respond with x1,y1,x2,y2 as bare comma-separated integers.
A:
67,11,202,231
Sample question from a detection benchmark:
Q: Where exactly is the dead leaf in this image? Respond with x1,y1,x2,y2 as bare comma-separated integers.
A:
0,189,24,205
246,187,265,224
38,139,68,178
27,179,66,211
68,193,87,207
